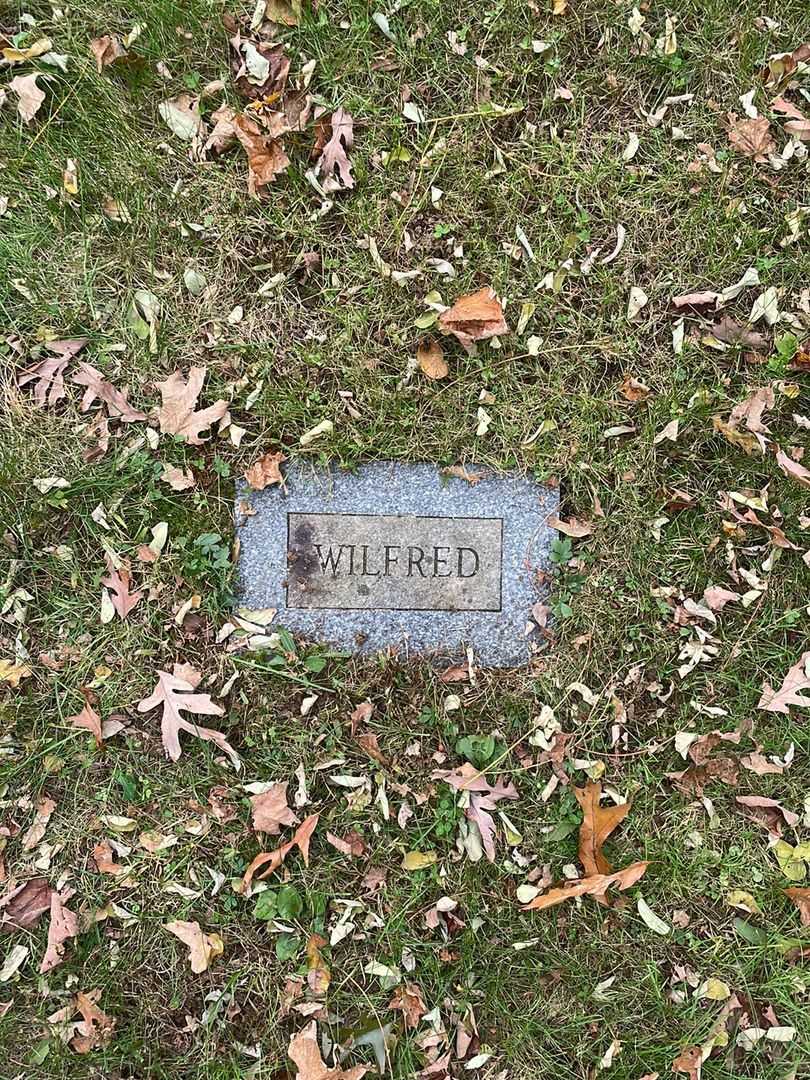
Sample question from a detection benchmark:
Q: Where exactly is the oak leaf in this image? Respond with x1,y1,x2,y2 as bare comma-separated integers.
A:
574,781,630,876
251,782,299,834
71,362,146,421
164,919,223,973
522,861,650,910
389,981,426,1029
245,450,287,491
40,891,79,972
233,114,290,195
70,989,116,1053
17,338,87,406
241,813,319,891
155,366,228,444
288,1021,368,1080
102,561,142,620
775,448,810,489
313,107,355,193
758,651,810,713
438,287,509,352
137,664,240,768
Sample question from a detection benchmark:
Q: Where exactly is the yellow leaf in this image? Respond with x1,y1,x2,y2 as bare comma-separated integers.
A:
700,977,731,1001
402,850,437,871
725,889,760,914
0,660,32,687
2,37,52,62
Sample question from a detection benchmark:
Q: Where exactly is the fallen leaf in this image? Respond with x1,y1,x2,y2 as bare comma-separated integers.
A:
672,290,719,308
325,831,366,857
10,73,45,123
740,751,782,775
137,664,239,768
71,362,146,421
0,944,28,982
402,850,438,871
17,338,87,406
230,37,290,100
636,896,671,935
619,375,652,401
89,35,125,72
727,113,776,161
233,113,290,195
417,337,448,380
40,892,79,973
313,107,355,193
22,797,57,851
2,37,53,63
128,290,160,351
703,586,741,611
69,989,116,1053
288,1020,368,1080
251,782,299,834
0,660,32,687
785,887,810,926
389,981,426,1029
245,450,287,491
574,781,630,876
0,878,53,933
155,367,228,445
158,94,202,141
241,813,319,890
266,0,303,25
160,464,195,491
522,861,650,910
708,316,767,349
306,932,331,995
101,561,142,620
163,920,223,973
626,285,649,321
438,287,509,352
548,514,593,538
758,651,810,713
92,840,127,876
776,448,810,489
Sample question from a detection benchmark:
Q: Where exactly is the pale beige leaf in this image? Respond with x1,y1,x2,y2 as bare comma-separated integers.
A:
155,367,228,445
163,920,223,973
251,782,299,834
10,74,46,123
137,664,239,768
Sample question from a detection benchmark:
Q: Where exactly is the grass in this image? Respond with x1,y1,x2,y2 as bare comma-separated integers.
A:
2,0,810,1076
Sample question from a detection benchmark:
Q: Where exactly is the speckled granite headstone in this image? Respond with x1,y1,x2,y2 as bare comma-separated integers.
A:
235,461,558,667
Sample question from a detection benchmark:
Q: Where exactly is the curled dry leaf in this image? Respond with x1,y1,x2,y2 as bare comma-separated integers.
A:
40,892,79,973
233,113,290,195
137,663,240,768
102,560,142,620
416,337,448,380
68,688,102,746
288,1020,369,1080
245,450,287,491
389,981,427,1029
161,464,195,491
17,338,88,407
158,94,202,142
619,375,652,401
727,113,776,161
241,813,319,891
313,107,355,193
306,932,331,995
785,887,810,926
155,366,228,445
0,877,53,933
10,73,46,123
438,287,509,352
22,796,57,851
71,362,146,421
230,37,290,101
775,448,810,489
69,989,116,1054
548,514,593,538
89,35,125,72
523,861,650,911
250,782,299,834
163,919,223,973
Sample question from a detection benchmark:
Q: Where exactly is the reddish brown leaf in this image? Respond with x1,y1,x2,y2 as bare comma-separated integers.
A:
40,891,79,973
758,650,810,713
522,861,650,911
233,114,290,195
574,781,630,876
102,561,142,620
288,1020,368,1080
245,450,287,491
313,107,355,193
70,989,116,1054
736,795,798,838
389,981,427,1029
0,877,53,933
89,35,125,72
785,887,810,926
417,337,448,380
71,362,146,421
241,813,319,891
727,113,776,161
548,514,593,538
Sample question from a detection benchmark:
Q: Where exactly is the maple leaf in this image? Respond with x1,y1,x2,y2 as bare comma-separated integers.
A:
102,560,143,620
155,366,228,444
89,34,125,72
522,861,650,911
0,877,53,933
164,920,223,973
241,813,319,891
388,981,427,1029
758,651,810,713
288,1021,368,1080
71,362,146,421
40,891,79,973
17,338,87,406
251,782,299,834
438,287,510,352
727,113,776,161
245,450,287,491
314,107,355,193
785,887,810,926
233,114,290,195
137,664,240,768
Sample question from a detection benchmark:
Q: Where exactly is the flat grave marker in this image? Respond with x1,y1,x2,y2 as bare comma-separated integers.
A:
236,461,558,667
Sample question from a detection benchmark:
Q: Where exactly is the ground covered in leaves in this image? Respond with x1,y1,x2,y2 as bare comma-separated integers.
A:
2,1,810,1078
